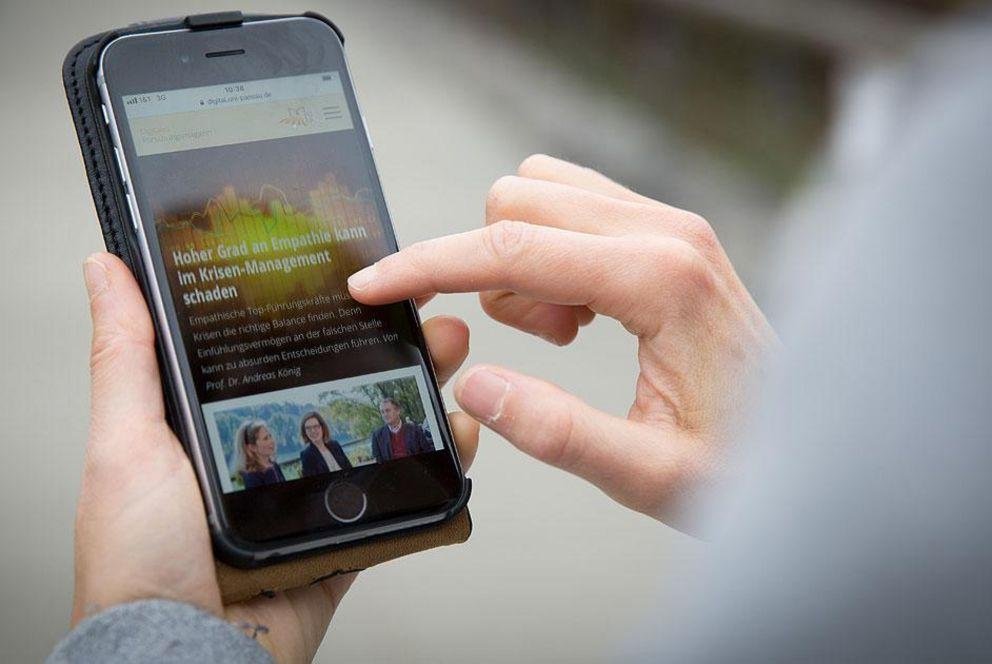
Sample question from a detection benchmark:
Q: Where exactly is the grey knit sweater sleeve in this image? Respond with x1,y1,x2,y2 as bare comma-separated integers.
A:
46,600,272,664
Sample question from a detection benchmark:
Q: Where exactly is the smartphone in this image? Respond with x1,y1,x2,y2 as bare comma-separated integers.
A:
96,16,466,566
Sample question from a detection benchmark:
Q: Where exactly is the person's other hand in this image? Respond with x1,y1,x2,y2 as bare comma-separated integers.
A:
348,155,776,532
74,252,479,662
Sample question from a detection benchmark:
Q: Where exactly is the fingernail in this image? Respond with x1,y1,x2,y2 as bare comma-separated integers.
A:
348,264,377,291
83,256,109,300
457,368,511,425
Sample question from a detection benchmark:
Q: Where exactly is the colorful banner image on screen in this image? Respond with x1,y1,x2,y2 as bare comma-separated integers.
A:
203,366,442,493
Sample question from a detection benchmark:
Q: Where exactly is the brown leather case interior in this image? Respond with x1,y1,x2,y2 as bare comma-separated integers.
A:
216,507,471,604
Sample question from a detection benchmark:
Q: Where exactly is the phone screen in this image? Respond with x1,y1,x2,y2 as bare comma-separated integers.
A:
100,19,463,553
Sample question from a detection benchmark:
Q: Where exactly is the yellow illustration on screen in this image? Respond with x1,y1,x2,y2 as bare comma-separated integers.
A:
155,174,385,314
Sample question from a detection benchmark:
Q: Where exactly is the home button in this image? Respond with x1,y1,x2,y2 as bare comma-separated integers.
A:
324,482,367,523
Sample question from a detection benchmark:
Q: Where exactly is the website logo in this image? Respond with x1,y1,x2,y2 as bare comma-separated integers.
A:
279,106,313,128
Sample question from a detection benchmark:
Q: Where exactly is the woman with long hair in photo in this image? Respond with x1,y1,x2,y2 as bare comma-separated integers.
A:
299,410,353,477
231,419,286,489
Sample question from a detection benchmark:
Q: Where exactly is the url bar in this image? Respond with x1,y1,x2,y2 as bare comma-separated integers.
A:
122,72,343,118
121,72,353,157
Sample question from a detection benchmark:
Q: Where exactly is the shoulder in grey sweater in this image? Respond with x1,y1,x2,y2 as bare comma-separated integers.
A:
47,600,271,664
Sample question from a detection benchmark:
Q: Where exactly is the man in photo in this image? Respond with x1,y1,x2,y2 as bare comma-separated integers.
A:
371,397,434,463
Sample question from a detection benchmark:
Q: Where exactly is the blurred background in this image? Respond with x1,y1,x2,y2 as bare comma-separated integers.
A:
0,0,981,661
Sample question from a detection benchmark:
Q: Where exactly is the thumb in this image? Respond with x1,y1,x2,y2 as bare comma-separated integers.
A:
84,252,165,431
453,365,685,515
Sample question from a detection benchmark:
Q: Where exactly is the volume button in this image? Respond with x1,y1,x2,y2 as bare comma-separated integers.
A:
113,147,127,186
101,104,110,126
125,193,139,231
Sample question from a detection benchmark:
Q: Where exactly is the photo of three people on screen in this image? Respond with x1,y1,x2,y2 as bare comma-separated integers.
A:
210,371,439,492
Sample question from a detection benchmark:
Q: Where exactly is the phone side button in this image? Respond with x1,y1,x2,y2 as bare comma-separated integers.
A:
361,115,374,151
113,147,128,187
125,193,139,230
101,104,110,126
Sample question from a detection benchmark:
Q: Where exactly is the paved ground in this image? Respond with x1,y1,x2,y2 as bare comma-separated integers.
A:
0,1,778,661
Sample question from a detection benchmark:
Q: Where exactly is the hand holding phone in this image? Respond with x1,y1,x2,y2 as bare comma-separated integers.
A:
75,251,479,660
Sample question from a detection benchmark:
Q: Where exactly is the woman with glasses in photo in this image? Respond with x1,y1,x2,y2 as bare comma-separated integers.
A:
299,410,353,477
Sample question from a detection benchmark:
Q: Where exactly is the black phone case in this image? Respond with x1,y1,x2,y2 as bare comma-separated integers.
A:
62,10,471,601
